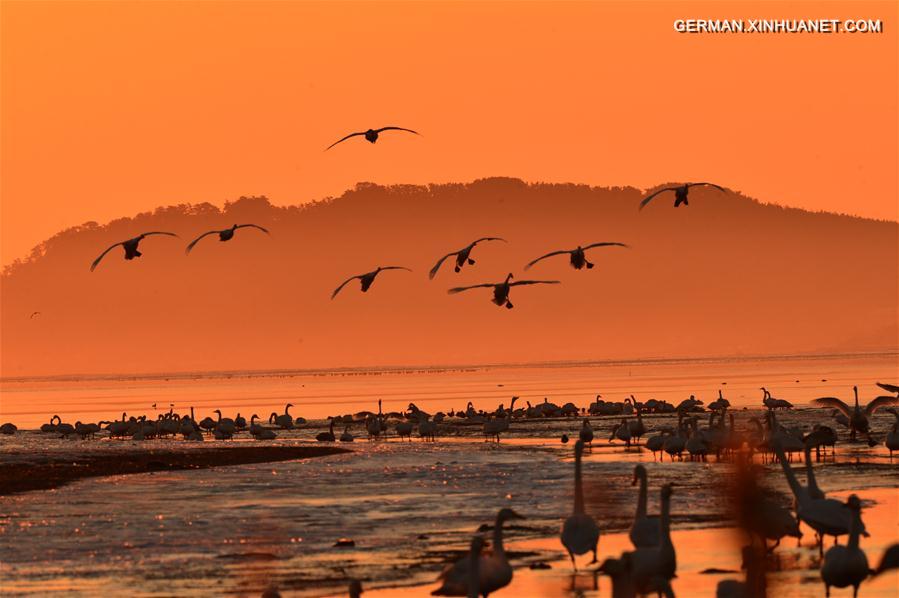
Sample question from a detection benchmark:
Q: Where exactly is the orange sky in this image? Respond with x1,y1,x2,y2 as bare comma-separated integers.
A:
2,0,897,267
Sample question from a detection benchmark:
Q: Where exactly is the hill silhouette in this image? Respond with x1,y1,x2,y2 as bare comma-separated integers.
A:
1,178,896,377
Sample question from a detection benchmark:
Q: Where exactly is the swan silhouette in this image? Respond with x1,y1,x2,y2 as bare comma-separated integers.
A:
639,182,725,210
630,465,661,548
524,242,628,270
90,232,178,271
326,126,419,150
185,224,269,254
447,273,559,309
332,266,412,299
560,439,600,569
429,238,507,279
432,508,524,597
812,386,898,443
820,495,868,598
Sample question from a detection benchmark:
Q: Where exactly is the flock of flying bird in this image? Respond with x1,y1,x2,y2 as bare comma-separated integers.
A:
86,124,725,309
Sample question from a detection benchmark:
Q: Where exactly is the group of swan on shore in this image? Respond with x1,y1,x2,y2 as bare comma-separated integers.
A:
431,433,896,598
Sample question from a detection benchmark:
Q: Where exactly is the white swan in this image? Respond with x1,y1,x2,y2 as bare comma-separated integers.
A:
629,465,661,548
560,440,600,569
885,409,899,457
432,508,524,597
772,441,866,549
820,495,868,598
630,483,676,596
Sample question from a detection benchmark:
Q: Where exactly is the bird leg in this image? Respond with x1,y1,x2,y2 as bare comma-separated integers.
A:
454,265,461,272
586,261,594,269
467,258,475,265
505,301,514,309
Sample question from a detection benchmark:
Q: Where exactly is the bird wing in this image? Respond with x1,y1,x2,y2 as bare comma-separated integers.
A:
811,397,852,417
429,251,458,279
185,230,219,254
374,126,419,136
379,266,412,273
866,395,899,416
325,131,365,151
331,275,361,299
876,382,899,394
510,280,561,287
142,231,179,238
90,242,124,271
638,187,679,210
470,236,506,247
524,250,570,270
583,242,629,251
685,182,726,192
234,224,270,234
447,283,496,294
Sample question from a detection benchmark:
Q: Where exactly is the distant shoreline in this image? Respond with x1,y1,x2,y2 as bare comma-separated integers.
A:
0,445,348,496
2,349,896,385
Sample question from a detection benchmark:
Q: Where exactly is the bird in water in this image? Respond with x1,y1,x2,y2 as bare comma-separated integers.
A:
331,266,412,299
812,386,898,444
90,232,178,271
447,273,559,309
185,224,269,254
326,126,419,150
561,439,601,569
524,242,628,271
432,508,523,597
820,495,868,598
429,238,507,279
639,182,725,210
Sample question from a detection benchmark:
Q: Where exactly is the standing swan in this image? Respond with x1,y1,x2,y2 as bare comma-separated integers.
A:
630,465,661,548
432,508,524,597
812,386,898,443
821,495,868,598
631,484,676,596
560,440,600,569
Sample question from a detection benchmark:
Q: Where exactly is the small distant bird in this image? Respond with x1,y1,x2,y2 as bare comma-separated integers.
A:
29,311,41,319
429,237,507,279
447,273,559,309
90,232,178,271
331,266,412,299
524,242,628,271
639,182,725,210
326,126,419,150
185,224,269,254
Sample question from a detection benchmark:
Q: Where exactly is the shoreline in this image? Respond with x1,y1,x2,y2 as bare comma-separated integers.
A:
0,445,349,496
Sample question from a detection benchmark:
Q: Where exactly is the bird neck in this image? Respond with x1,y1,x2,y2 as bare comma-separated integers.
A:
660,491,672,546
493,516,507,558
636,471,648,518
775,446,807,505
574,448,585,514
848,507,861,550
803,445,821,495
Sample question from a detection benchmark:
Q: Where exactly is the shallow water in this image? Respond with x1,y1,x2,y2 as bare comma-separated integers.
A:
1,354,898,596
2,352,896,429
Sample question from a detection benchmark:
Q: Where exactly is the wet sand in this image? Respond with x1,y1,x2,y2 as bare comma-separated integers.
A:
0,445,348,495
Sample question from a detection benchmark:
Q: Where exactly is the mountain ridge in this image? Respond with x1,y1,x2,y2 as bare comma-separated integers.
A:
2,177,896,376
